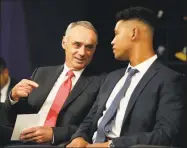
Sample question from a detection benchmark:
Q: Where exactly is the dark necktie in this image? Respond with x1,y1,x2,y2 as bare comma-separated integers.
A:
95,67,138,142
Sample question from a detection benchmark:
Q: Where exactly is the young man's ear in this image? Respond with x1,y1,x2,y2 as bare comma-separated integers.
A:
131,27,138,41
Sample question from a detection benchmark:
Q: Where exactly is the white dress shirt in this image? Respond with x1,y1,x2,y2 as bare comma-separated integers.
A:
0,77,10,103
38,64,84,124
92,55,157,142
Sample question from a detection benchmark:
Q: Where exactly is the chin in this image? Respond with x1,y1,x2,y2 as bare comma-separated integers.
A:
114,55,125,61
114,54,121,60
74,64,86,70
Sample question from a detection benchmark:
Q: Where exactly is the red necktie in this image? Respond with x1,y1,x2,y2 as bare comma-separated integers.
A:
44,70,75,127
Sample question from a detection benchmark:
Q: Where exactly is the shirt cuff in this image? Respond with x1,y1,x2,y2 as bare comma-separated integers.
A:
9,93,18,105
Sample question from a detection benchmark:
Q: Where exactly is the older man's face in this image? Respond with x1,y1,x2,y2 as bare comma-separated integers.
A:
62,26,97,71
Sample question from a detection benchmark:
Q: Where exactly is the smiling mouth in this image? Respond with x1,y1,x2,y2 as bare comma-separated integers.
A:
75,57,85,63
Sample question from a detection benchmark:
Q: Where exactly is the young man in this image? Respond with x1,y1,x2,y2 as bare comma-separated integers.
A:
67,7,186,148
4,21,105,145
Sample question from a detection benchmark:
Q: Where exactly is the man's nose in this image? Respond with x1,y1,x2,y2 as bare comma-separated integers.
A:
79,46,86,56
111,38,115,45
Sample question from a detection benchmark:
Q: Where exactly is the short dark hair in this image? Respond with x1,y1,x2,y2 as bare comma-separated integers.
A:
0,57,7,73
116,6,156,32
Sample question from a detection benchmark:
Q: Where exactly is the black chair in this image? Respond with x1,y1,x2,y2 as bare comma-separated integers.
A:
131,145,180,148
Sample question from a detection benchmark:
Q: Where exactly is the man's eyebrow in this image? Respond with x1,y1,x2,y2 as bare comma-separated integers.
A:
85,43,94,46
73,41,82,44
85,44,95,47
73,41,81,43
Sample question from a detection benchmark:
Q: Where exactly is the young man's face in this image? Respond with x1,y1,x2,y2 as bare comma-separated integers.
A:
62,26,97,70
111,20,133,61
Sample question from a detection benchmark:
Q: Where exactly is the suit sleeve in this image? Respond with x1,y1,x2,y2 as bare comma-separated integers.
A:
70,98,99,143
52,99,98,145
4,68,39,126
0,124,13,146
69,73,109,144
52,125,77,145
112,74,187,148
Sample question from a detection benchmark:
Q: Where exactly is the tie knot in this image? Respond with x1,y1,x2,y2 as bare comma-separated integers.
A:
66,70,75,78
127,67,138,77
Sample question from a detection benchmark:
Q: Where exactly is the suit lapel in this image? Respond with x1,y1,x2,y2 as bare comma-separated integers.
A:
62,67,126,111
91,68,127,129
122,60,162,123
61,69,93,110
98,68,127,114
34,65,64,110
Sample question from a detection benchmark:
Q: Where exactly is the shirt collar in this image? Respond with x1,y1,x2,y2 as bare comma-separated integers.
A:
64,63,85,78
126,54,158,74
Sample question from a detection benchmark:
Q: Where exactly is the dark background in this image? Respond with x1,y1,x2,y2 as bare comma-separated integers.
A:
1,0,187,80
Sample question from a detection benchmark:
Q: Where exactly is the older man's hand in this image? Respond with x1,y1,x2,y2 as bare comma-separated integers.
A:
20,126,53,144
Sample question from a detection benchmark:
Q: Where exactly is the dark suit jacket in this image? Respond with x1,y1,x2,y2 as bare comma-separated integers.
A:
71,60,187,148
0,124,13,147
0,78,17,125
4,65,106,145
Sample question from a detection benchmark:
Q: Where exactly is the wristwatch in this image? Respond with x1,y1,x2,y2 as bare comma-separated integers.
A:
108,140,114,148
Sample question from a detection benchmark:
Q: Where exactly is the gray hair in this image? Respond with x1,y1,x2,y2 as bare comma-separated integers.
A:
65,21,98,44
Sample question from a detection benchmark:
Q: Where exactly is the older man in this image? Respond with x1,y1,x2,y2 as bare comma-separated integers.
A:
4,21,105,145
